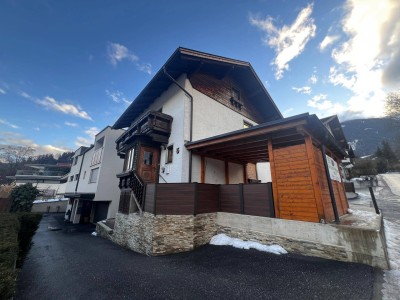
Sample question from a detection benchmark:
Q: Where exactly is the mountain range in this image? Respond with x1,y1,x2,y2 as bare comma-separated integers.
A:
341,118,400,157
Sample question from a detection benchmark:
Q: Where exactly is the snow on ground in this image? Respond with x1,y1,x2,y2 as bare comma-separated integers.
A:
91,232,97,236
33,198,68,203
210,234,287,255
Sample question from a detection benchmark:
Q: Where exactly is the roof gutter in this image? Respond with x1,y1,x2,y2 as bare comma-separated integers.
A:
163,66,193,183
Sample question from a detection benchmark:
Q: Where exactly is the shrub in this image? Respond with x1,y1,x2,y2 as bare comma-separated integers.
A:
0,214,20,300
10,184,40,213
16,212,42,267
0,212,42,299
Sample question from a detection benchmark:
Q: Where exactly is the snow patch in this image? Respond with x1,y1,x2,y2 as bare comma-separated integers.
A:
91,231,97,236
210,234,287,255
33,198,68,203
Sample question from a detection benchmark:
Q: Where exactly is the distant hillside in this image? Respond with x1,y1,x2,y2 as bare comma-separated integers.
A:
341,118,400,157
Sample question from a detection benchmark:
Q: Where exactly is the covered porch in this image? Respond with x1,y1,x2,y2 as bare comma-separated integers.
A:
186,113,349,223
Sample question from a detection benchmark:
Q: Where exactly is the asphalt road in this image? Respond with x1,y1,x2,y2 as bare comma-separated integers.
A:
16,214,379,300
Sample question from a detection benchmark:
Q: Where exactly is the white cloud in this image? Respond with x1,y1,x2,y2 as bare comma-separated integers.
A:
328,0,400,119
19,91,34,100
0,118,19,129
105,89,131,105
107,42,152,74
250,4,316,79
0,88,6,95
36,96,92,120
74,127,100,147
309,74,318,84
282,108,294,117
107,42,138,66
0,131,71,155
136,63,152,75
319,35,340,51
65,121,78,127
292,86,312,95
307,94,345,114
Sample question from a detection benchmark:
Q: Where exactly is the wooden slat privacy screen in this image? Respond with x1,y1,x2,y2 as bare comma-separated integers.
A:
122,182,275,218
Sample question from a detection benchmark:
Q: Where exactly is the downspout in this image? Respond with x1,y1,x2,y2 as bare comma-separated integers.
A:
163,67,194,183
321,145,340,223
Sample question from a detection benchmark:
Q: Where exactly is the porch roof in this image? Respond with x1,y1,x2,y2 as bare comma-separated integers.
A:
185,113,347,164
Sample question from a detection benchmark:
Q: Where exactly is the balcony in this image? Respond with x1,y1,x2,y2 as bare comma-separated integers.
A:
116,111,173,157
15,170,67,177
91,147,103,166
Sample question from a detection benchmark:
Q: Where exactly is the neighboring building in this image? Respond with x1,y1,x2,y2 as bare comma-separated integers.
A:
64,126,125,224
103,48,363,265
7,164,70,199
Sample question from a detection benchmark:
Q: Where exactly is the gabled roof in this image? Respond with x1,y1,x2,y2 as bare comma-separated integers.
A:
113,47,283,129
321,115,355,158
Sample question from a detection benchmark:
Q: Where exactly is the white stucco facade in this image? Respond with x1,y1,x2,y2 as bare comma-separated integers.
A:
65,127,125,223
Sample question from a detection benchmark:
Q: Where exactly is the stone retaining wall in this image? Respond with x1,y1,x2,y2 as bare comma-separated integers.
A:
109,210,389,269
112,212,217,255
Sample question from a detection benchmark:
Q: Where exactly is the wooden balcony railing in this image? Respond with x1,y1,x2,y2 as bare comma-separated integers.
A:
117,170,145,214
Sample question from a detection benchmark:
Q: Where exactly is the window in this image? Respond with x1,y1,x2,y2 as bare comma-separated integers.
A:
89,168,99,183
166,145,173,164
83,171,86,180
232,88,240,100
124,147,135,171
230,87,243,110
69,176,73,182
243,121,253,129
144,151,153,165
74,174,79,181
73,157,78,165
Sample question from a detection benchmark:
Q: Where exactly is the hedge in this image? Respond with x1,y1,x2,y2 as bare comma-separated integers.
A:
0,212,42,300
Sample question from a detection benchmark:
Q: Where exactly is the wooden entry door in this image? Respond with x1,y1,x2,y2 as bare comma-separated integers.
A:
138,146,159,183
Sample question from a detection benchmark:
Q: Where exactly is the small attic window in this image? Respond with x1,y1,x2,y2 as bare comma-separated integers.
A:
230,87,243,110
232,88,240,100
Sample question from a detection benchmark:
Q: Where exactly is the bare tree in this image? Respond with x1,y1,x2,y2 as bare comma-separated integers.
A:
0,145,35,174
385,91,400,119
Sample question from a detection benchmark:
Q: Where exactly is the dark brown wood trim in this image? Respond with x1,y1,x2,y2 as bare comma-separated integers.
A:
243,164,247,183
194,182,198,215
201,156,205,183
225,161,229,184
268,140,280,218
153,183,157,215
240,183,244,214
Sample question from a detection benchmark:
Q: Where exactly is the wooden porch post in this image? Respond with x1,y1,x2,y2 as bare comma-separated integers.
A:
225,161,229,184
243,164,248,183
304,135,325,221
268,139,280,218
200,156,205,184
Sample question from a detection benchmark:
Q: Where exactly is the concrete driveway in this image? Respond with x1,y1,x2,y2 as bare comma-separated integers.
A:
16,214,379,300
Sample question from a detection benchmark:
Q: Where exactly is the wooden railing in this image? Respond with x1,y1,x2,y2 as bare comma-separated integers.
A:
117,171,146,214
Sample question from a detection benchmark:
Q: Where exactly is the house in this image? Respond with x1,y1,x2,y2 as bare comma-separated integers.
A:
64,126,124,224
98,48,388,268
7,163,70,199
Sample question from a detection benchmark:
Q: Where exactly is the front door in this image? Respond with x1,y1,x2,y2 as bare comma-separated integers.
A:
138,146,159,183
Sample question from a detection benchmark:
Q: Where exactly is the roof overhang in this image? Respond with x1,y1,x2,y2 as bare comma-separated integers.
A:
113,47,282,129
185,113,347,164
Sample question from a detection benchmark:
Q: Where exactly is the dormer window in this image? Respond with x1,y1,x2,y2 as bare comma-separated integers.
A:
230,87,243,110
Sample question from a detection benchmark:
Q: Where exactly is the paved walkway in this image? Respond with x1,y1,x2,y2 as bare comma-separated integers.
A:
16,214,378,300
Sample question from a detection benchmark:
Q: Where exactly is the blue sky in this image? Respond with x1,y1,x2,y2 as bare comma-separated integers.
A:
1,0,399,155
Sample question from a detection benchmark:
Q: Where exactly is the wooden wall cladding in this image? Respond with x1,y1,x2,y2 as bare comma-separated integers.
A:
220,185,241,214
190,73,263,123
144,184,156,213
196,184,219,214
243,183,274,217
155,183,195,215
273,144,319,222
313,147,335,222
